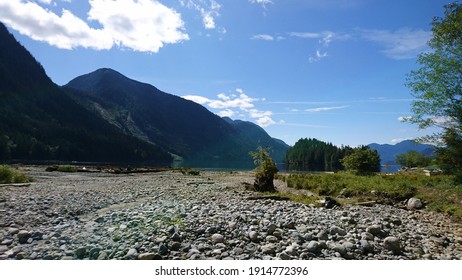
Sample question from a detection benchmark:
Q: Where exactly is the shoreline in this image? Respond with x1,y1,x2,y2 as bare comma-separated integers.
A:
0,166,460,260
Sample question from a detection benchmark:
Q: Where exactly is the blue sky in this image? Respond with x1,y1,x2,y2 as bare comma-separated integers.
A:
0,0,447,146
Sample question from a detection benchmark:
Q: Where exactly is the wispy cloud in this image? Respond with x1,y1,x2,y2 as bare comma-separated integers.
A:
180,0,221,30
289,31,349,63
249,0,273,9
361,28,431,60
0,0,189,52
251,34,274,41
304,105,349,112
289,31,349,46
182,89,277,127
309,50,328,63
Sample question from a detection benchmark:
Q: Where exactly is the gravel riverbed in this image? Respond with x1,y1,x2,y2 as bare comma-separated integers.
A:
0,166,461,260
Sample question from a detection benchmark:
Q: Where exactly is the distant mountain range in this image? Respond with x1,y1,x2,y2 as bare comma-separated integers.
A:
0,22,288,165
368,140,435,165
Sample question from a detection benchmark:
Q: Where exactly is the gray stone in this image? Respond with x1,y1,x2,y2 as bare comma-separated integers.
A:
330,226,346,236
317,230,328,241
75,247,87,259
407,197,424,210
8,228,19,235
383,236,401,255
211,233,224,244
17,230,31,244
265,235,278,243
171,233,182,242
333,244,347,257
159,244,169,255
261,244,276,255
0,245,8,253
272,229,283,238
361,232,374,241
137,253,156,260
1,239,12,245
366,225,383,236
267,224,277,235
343,241,355,251
248,231,259,242
360,240,374,254
126,248,138,257
285,245,298,256
307,241,321,253
278,252,291,260
97,251,108,260
89,247,101,260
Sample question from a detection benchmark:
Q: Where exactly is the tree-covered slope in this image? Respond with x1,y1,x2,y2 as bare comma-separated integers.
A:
0,23,172,163
64,69,289,162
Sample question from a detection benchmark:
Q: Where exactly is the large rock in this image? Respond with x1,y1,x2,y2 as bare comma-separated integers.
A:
407,197,424,210
211,233,224,244
383,236,402,255
366,225,383,237
17,230,31,244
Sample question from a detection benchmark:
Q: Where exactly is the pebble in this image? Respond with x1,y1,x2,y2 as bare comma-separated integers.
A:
0,167,460,260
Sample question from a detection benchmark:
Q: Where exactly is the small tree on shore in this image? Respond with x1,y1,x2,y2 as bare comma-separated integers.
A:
396,151,432,168
249,146,278,192
341,146,381,175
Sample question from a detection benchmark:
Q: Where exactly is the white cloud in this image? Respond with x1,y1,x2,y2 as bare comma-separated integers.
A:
182,95,212,104
249,0,273,8
0,0,189,52
218,109,235,118
398,116,412,122
391,138,412,143
305,105,349,112
180,0,221,30
309,49,328,63
361,28,431,60
88,0,189,52
289,32,322,39
183,89,277,128
256,116,276,127
251,34,274,41
248,109,272,118
37,0,53,4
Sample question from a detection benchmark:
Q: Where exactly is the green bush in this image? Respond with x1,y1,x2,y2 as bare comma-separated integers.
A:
250,147,278,192
0,165,30,184
341,147,381,175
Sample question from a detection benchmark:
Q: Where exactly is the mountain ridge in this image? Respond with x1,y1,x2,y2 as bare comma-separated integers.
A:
368,140,435,165
63,68,289,162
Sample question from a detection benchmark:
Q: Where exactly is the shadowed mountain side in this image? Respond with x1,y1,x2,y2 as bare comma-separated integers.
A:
0,23,172,163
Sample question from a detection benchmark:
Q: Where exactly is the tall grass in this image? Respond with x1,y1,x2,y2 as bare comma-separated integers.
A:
0,165,30,184
277,172,462,218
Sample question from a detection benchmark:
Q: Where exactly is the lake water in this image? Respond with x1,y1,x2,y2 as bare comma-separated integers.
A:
7,159,402,173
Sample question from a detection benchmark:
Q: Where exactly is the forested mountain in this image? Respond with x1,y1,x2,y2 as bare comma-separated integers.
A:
63,69,289,162
285,138,352,171
0,22,289,164
368,140,435,165
223,117,290,162
0,23,172,162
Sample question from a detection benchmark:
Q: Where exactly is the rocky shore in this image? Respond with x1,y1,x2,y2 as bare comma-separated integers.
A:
0,166,461,260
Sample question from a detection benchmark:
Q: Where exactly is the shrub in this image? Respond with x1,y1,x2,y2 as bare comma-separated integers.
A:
250,147,278,192
0,165,30,184
341,147,381,175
